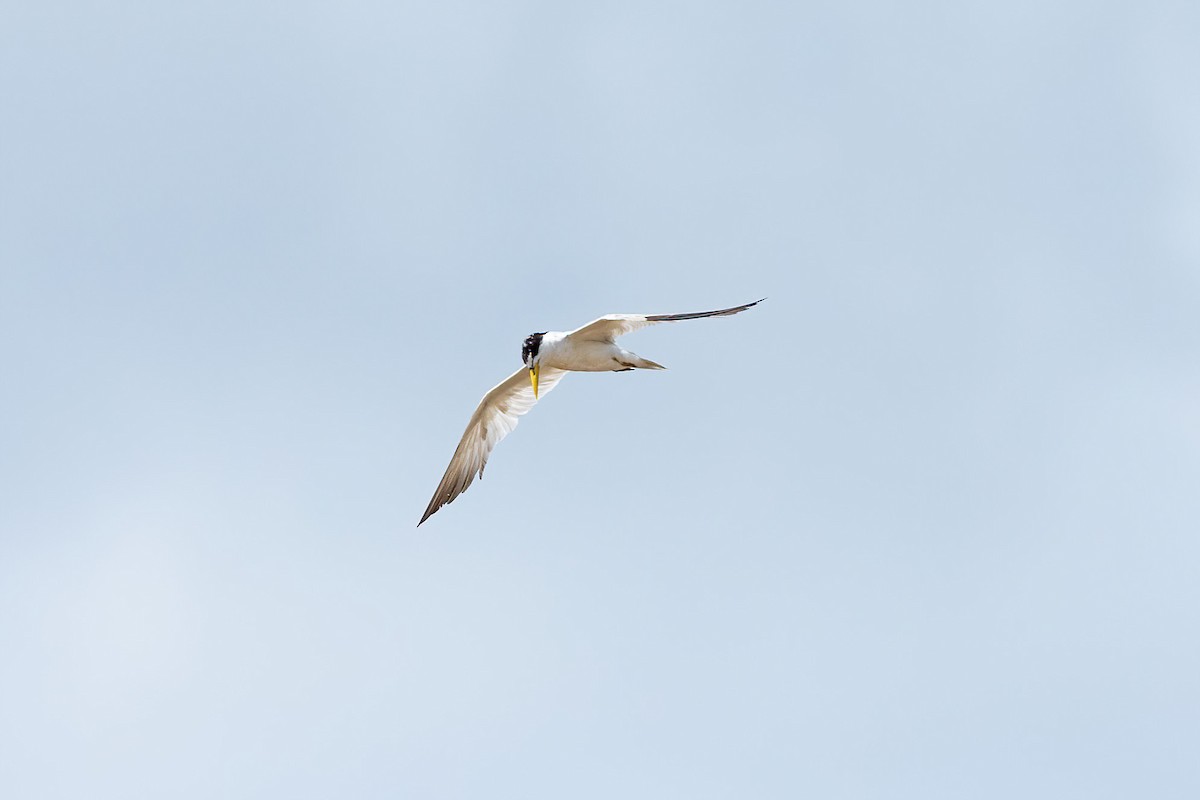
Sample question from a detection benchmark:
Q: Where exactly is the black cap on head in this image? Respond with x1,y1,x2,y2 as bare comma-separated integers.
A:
521,332,545,364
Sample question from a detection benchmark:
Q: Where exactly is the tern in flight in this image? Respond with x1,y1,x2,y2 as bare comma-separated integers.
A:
419,298,764,525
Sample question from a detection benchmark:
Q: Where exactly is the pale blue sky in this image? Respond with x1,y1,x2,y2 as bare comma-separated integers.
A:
2,1,1199,798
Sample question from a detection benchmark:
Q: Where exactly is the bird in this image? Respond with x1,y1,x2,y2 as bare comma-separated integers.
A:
418,298,764,525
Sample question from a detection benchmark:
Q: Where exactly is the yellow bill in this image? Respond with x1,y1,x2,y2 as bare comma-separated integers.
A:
529,363,540,399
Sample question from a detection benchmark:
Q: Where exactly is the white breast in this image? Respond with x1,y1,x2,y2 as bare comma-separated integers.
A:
539,333,625,372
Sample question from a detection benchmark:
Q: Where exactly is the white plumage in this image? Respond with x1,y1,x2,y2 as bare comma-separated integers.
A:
419,299,762,524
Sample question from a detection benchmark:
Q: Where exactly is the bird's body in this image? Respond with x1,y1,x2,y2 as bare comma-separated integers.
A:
419,298,763,525
536,332,665,372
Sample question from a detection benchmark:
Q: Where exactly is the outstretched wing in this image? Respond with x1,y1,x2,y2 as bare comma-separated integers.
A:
566,298,764,343
419,366,568,525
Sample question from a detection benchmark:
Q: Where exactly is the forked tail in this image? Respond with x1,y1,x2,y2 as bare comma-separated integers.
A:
631,355,667,370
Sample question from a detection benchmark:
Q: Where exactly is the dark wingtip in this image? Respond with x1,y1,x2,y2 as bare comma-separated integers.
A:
644,298,765,324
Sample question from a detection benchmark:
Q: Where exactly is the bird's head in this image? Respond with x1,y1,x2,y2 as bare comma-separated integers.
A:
521,332,546,399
